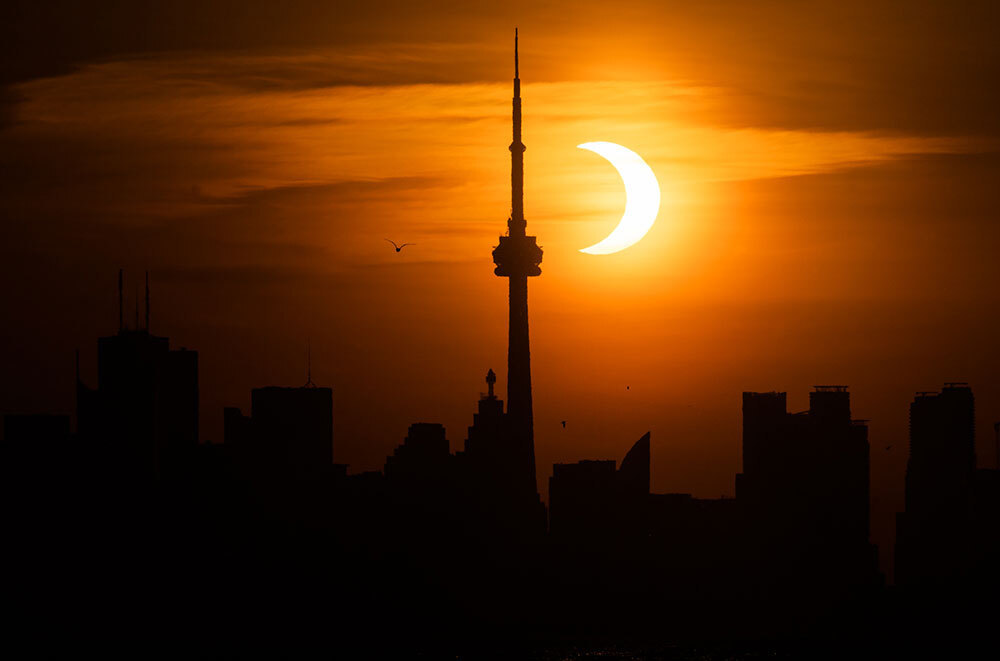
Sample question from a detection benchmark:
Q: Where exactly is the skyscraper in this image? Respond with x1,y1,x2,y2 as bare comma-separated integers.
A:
76,271,198,483
250,385,334,482
491,31,544,524
896,383,976,587
548,433,651,541
736,387,878,595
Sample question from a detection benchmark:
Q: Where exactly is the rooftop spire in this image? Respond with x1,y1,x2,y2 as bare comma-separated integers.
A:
515,27,519,79
486,368,496,398
509,28,525,236
144,270,150,331
305,341,316,388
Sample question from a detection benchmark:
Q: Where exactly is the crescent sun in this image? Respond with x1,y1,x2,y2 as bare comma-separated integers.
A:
577,142,661,255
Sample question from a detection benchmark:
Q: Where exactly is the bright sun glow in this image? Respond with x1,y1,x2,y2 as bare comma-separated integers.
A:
578,142,661,255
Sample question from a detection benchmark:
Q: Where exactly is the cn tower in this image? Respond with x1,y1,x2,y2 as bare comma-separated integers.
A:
492,30,543,497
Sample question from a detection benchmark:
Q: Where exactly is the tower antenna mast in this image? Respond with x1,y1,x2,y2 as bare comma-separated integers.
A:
118,269,124,332
305,341,316,388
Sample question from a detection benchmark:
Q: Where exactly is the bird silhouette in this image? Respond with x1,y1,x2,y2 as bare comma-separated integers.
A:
385,239,414,253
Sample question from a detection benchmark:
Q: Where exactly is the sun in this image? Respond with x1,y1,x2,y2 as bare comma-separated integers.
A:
578,142,661,255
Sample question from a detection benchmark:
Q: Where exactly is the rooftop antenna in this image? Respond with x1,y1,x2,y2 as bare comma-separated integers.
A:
304,341,316,388
144,271,150,331
134,287,139,330
118,269,124,332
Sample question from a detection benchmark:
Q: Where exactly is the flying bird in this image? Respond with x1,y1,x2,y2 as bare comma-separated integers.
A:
385,239,414,253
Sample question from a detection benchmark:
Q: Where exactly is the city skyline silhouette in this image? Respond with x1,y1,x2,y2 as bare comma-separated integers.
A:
2,3,1000,657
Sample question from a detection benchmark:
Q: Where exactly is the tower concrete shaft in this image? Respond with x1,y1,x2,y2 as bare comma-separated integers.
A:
492,29,542,495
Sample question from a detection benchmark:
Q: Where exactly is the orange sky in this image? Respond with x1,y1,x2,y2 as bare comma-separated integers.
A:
2,1,999,578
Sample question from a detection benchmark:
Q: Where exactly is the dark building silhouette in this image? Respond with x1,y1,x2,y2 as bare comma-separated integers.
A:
736,386,878,596
462,369,506,461
490,31,545,534
546,433,650,605
645,491,740,600
381,422,465,586
548,432,651,541
618,431,650,496
546,432,742,607
223,405,252,446
76,270,198,482
224,383,334,489
456,369,547,539
384,422,451,481
549,459,618,539
1,413,73,491
251,385,333,480
3,413,70,449
995,422,1000,469
895,383,976,587
973,464,1000,590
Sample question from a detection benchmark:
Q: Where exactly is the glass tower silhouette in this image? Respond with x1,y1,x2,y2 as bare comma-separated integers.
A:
492,30,543,501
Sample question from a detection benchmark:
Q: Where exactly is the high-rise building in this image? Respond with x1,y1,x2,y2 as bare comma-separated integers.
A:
549,433,651,541
895,383,976,587
736,386,878,595
222,379,334,528
250,385,333,482
384,422,450,482
618,430,651,496
973,462,1000,589
383,422,460,556
462,369,505,462
549,459,618,539
76,271,198,482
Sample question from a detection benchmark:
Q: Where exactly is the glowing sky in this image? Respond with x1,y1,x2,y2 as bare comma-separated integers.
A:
2,1,999,578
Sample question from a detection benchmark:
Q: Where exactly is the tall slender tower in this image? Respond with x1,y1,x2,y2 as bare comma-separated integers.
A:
492,30,543,497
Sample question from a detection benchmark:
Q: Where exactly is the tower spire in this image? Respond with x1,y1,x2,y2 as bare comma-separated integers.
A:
509,28,525,236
